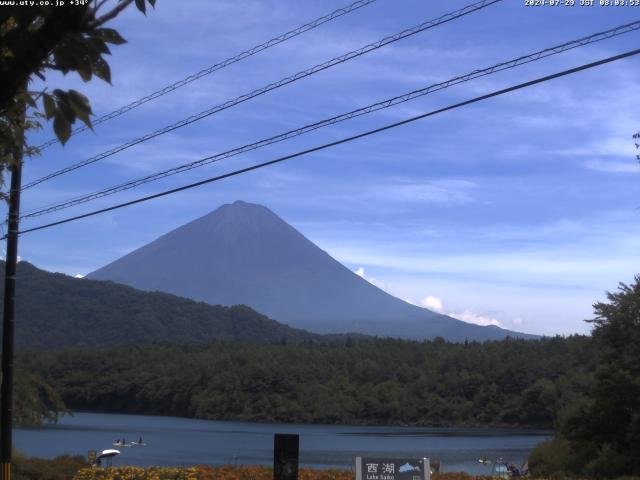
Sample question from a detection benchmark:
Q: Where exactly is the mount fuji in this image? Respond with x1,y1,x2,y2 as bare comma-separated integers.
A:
87,201,536,341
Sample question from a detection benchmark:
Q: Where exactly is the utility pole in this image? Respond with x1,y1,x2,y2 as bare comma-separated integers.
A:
0,99,25,480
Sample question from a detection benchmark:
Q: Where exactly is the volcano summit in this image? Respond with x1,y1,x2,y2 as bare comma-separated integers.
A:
88,201,534,341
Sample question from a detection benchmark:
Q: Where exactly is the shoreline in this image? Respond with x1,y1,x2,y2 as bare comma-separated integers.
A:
54,409,557,432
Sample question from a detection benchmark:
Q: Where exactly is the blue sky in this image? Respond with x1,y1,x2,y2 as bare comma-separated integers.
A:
9,0,640,336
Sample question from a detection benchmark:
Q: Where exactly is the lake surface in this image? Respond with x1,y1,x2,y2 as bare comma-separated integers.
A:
15,413,550,474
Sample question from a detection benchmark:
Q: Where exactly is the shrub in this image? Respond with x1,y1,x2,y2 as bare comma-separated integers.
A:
14,453,86,480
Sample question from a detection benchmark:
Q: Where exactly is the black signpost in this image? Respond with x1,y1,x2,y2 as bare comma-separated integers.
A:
355,457,431,480
273,433,299,480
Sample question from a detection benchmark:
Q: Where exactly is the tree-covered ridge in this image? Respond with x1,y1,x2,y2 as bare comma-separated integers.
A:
0,261,335,349
22,335,593,428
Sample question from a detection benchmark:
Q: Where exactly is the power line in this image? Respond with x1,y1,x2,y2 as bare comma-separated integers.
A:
23,0,503,191
20,20,640,220
13,47,640,239
35,0,379,151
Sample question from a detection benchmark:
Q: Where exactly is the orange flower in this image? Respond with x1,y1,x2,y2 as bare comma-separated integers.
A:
74,465,498,480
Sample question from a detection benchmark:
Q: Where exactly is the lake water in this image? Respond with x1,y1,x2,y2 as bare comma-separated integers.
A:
15,412,551,474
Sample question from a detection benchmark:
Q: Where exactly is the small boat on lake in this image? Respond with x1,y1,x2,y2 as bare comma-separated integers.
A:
112,438,132,447
131,436,147,446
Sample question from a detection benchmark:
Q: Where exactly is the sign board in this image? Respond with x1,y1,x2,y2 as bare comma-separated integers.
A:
87,450,97,465
355,457,431,480
273,433,299,480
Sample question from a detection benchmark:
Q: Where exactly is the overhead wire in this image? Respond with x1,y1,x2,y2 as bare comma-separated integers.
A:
12,47,640,239
22,0,503,191
35,0,380,151
20,20,640,220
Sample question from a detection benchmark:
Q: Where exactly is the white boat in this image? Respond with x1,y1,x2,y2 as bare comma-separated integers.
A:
112,438,132,447
130,436,147,447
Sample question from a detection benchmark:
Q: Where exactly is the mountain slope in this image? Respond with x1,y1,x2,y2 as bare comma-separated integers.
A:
0,261,325,350
88,201,535,341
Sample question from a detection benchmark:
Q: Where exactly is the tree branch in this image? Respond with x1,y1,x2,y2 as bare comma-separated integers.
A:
91,0,135,28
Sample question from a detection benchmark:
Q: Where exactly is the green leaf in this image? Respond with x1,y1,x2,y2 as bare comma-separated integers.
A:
79,68,93,82
61,35,90,69
147,0,156,6
92,57,111,84
88,36,111,55
21,92,37,108
135,0,146,14
52,47,73,74
96,28,127,45
53,90,76,125
42,94,55,120
67,90,91,114
53,111,71,145
25,119,43,131
67,90,93,129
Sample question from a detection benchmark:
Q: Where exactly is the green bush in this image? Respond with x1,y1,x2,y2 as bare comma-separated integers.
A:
14,453,86,480
528,437,577,478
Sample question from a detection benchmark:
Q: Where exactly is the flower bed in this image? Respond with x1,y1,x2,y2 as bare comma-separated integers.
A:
73,465,352,480
73,466,486,480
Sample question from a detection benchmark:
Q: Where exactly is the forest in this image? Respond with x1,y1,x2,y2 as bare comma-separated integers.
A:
20,335,593,428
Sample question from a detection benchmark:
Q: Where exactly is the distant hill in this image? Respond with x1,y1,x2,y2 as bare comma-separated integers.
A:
88,200,537,341
0,261,327,350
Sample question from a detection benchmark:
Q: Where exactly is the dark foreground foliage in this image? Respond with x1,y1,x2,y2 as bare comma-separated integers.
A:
4,369,68,426
14,453,85,480
22,335,593,428
529,276,640,478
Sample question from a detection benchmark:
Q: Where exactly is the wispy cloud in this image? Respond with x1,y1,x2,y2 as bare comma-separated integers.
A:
450,309,500,327
583,158,640,173
419,295,501,327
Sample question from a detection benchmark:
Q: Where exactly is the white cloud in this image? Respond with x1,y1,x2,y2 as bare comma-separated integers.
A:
417,295,501,327
331,223,640,286
373,178,477,206
357,269,507,328
353,266,387,291
583,159,640,174
586,138,636,158
420,295,444,313
74,274,85,279
449,309,501,327
97,133,215,174
362,277,503,327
